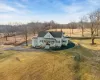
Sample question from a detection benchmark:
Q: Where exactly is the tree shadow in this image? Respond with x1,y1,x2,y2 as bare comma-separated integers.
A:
51,41,75,51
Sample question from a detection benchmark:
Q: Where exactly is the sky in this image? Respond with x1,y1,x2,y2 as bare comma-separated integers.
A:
0,0,100,24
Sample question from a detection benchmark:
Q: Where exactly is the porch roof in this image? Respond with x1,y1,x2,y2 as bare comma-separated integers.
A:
44,38,56,40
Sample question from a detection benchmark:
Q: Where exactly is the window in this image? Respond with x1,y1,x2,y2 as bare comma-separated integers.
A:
57,41,60,43
51,41,54,44
40,40,44,43
63,41,66,42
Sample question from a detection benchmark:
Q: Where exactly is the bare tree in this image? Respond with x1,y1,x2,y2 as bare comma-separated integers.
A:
67,23,72,37
4,25,10,41
94,9,100,36
69,22,77,35
20,24,28,46
89,12,98,44
80,16,88,37
28,22,37,35
8,23,17,44
49,20,57,31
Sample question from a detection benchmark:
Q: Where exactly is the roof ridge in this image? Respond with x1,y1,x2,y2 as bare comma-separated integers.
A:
38,31,63,38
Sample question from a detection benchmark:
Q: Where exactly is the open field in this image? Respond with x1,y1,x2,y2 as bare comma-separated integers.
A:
0,28,100,80
0,28,100,46
71,39,100,50
0,44,100,80
49,29,100,37
0,34,35,45
0,50,75,80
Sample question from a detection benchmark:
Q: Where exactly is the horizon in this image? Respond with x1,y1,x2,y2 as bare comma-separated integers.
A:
0,0,100,24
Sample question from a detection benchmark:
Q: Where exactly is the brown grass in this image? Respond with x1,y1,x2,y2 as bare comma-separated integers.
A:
0,34,34,45
0,51,75,80
48,29,91,37
0,28,100,80
0,46,100,80
71,39,100,50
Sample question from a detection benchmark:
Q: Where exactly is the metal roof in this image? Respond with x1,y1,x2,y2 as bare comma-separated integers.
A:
38,31,63,38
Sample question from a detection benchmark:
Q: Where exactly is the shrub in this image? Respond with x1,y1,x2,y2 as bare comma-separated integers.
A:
74,54,85,62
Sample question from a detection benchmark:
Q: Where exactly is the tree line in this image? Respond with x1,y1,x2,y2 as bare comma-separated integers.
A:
0,9,100,45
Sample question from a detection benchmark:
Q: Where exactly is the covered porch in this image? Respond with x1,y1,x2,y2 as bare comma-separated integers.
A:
42,38,57,49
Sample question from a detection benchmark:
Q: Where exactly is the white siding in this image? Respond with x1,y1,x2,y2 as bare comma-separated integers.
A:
32,38,38,47
62,38,69,46
37,37,45,46
55,38,62,47
32,32,69,48
44,32,54,38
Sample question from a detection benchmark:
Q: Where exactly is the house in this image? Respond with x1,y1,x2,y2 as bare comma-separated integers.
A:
32,31,69,49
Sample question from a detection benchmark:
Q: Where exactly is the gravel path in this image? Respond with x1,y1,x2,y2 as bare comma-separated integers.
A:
4,46,44,52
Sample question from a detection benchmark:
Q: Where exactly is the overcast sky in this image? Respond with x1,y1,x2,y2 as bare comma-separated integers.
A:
0,0,100,24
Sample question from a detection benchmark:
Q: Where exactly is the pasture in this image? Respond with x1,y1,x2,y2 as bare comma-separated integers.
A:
0,28,100,80
0,44,100,80
48,29,91,37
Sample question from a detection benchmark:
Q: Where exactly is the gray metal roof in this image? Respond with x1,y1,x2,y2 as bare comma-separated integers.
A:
38,31,47,37
38,31,63,38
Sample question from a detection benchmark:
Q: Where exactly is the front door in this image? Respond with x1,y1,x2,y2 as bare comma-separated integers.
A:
45,42,50,49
